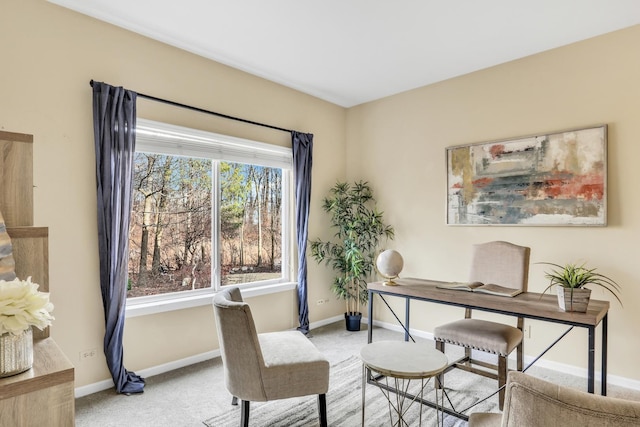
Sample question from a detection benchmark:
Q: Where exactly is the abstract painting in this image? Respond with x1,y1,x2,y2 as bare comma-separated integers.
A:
446,125,607,226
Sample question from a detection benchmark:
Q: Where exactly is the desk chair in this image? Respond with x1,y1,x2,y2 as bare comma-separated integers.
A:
213,287,330,427
469,371,640,427
434,241,530,409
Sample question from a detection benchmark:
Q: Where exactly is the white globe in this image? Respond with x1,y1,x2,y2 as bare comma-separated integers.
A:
376,250,404,284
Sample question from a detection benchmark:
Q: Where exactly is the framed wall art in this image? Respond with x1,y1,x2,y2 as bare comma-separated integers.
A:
446,125,607,226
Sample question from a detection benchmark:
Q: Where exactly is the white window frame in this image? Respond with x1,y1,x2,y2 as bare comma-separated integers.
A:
126,119,296,318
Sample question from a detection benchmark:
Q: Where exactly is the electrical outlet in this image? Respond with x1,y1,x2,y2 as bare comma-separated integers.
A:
79,348,97,360
316,299,325,305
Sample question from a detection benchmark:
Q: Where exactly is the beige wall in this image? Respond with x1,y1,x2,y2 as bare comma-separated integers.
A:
2,0,639,390
1,0,346,388
347,25,640,381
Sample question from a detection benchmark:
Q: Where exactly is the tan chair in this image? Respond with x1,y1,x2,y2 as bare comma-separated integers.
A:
469,371,640,426
434,241,530,409
213,287,330,427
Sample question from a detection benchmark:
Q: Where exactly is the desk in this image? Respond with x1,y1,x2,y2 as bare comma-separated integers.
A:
361,341,448,426
367,278,609,396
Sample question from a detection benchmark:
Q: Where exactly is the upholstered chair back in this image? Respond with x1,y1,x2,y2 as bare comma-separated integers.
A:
213,287,267,402
502,372,640,426
469,241,530,292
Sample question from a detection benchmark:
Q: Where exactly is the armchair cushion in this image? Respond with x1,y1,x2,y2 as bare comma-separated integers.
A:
468,412,502,427
258,331,329,400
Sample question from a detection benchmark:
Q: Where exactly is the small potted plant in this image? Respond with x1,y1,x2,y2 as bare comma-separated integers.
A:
540,262,622,312
0,277,54,377
310,181,394,331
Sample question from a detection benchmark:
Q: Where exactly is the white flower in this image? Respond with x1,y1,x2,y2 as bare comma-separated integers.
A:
0,277,54,336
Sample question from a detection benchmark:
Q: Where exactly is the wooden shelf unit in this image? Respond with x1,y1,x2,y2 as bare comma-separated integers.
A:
0,130,75,425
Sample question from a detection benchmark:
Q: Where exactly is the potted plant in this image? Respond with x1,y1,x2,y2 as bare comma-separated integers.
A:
540,262,622,312
310,181,394,331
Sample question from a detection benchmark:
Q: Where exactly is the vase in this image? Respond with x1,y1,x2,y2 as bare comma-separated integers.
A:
0,327,33,378
556,287,591,312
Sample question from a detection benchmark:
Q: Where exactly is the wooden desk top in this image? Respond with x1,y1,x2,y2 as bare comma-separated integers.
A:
368,277,609,327
0,338,74,400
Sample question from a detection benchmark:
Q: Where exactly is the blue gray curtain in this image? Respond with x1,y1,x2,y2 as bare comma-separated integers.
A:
292,132,313,334
92,81,145,394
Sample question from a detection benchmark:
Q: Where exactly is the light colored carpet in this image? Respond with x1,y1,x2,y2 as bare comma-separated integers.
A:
203,354,499,426
75,321,640,427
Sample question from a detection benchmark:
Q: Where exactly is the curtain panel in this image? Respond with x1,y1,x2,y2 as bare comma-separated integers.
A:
292,131,313,334
92,81,145,394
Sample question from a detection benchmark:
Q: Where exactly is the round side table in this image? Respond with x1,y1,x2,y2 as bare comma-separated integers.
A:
360,341,448,426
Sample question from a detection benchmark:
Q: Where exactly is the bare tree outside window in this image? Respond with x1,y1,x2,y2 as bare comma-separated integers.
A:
220,162,282,286
128,153,282,298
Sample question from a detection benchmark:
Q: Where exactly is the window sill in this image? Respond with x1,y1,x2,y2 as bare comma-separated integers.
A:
125,282,298,318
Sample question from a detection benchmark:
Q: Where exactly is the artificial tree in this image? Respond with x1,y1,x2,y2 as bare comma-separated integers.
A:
310,181,394,330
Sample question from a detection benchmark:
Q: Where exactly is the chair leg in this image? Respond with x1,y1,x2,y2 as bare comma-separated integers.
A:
231,396,238,406
517,341,524,372
240,400,250,427
435,341,445,389
464,347,472,366
318,394,327,427
498,356,507,410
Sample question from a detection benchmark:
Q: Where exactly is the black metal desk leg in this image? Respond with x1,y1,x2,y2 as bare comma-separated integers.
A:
588,325,595,393
404,297,410,342
368,290,374,344
602,313,608,396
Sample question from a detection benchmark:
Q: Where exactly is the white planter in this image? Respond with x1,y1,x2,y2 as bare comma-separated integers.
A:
0,327,33,377
556,287,591,312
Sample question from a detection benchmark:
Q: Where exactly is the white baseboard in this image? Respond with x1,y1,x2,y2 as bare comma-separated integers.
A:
74,349,221,398
370,319,640,392
75,316,349,398
76,316,640,398
74,378,115,398
521,355,640,391
370,319,434,340
309,314,346,329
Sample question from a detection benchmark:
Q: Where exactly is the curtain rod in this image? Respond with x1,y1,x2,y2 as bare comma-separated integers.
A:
90,80,294,134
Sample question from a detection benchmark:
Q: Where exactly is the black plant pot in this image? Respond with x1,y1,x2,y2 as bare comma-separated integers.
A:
345,312,362,331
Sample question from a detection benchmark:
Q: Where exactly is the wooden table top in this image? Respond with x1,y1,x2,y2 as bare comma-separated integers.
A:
368,277,609,327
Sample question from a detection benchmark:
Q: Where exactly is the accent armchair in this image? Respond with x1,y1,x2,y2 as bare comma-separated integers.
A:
213,287,330,427
469,371,640,426
434,241,530,409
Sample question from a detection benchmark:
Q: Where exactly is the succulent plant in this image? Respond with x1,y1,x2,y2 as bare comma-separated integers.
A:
540,262,622,306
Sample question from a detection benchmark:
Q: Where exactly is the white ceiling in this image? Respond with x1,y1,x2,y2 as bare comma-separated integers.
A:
50,0,640,107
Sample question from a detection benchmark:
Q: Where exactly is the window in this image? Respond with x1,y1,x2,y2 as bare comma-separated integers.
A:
127,119,292,307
